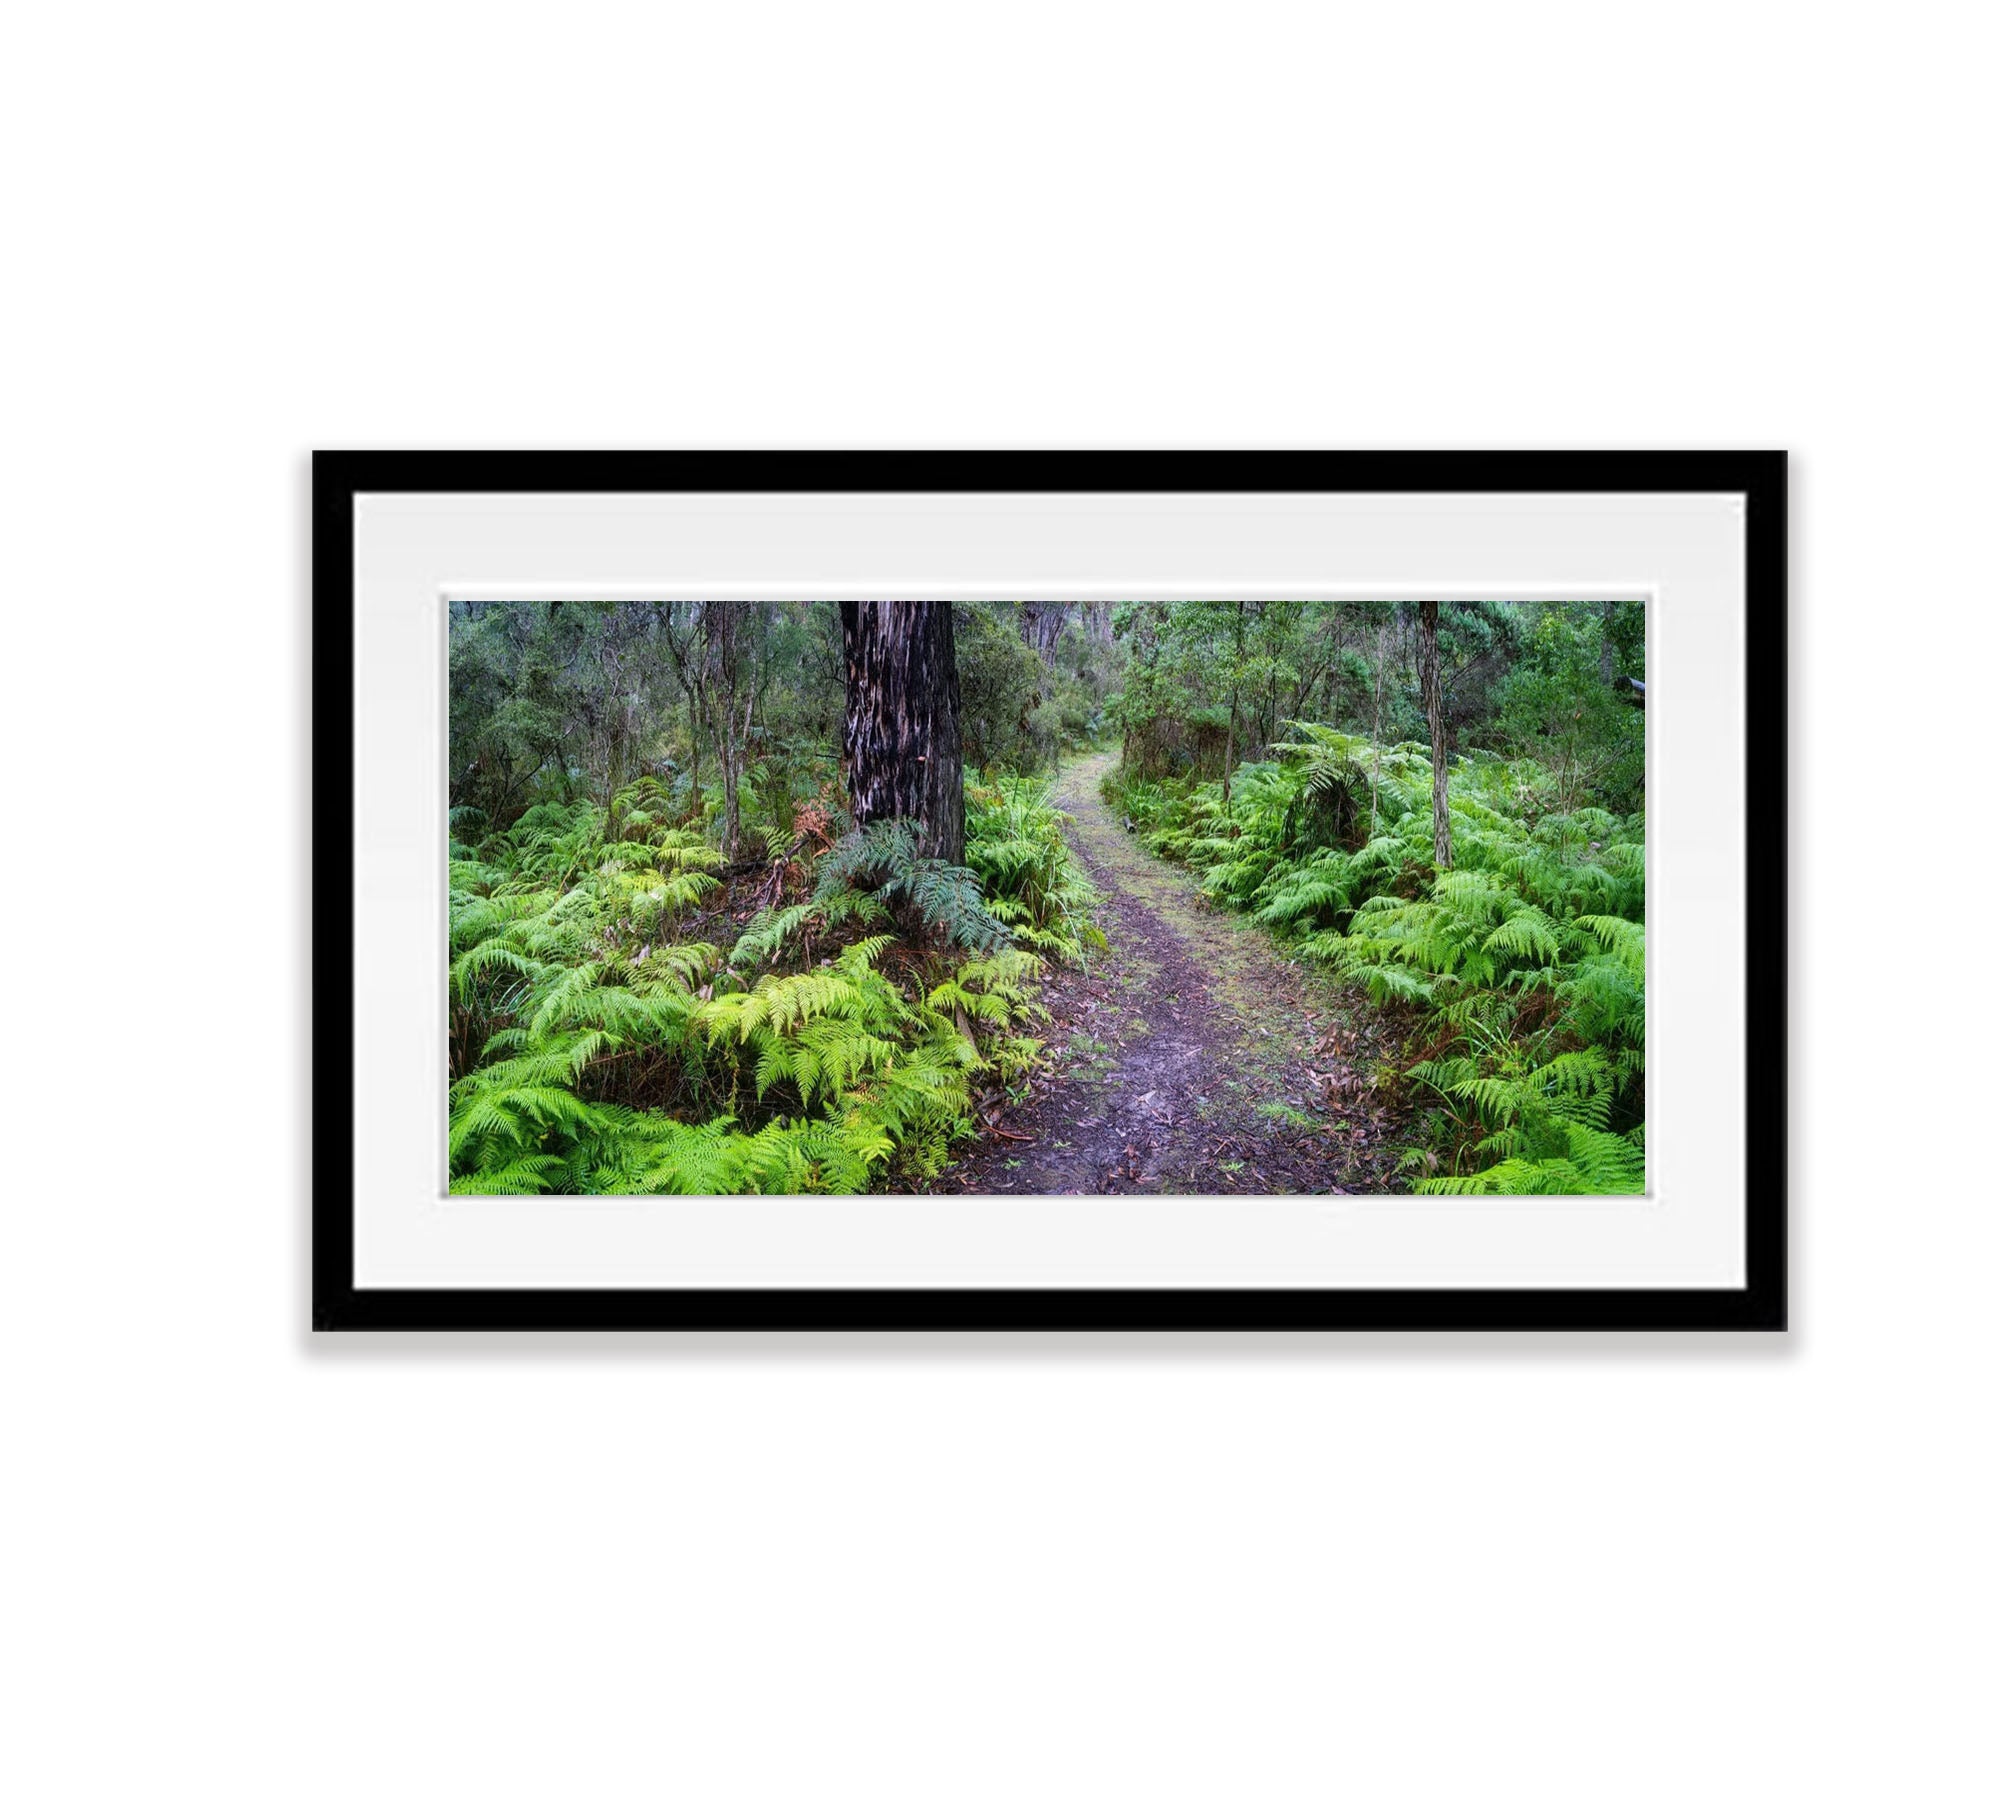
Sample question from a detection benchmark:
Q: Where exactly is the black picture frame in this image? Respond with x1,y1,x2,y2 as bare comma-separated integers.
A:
313,450,1786,1332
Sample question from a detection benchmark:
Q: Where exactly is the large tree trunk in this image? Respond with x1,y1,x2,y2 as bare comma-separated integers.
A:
1417,600,1453,869
839,600,965,863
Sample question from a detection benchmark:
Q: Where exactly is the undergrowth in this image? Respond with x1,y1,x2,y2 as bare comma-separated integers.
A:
447,775,1101,1195
1105,723,1646,1193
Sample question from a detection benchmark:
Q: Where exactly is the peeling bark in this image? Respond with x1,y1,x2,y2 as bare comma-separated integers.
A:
839,600,965,863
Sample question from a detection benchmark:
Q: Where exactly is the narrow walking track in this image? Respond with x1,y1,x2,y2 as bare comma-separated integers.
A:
929,753,1407,1195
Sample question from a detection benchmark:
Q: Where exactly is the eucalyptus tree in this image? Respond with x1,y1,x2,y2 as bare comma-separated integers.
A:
838,600,965,862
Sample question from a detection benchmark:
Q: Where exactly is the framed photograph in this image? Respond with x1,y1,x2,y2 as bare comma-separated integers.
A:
314,451,1784,1330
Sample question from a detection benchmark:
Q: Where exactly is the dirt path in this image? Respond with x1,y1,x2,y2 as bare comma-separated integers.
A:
929,753,1408,1195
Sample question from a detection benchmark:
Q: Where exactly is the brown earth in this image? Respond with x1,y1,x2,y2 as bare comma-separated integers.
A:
925,753,1411,1196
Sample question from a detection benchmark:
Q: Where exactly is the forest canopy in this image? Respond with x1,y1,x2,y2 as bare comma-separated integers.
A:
446,598,1645,1197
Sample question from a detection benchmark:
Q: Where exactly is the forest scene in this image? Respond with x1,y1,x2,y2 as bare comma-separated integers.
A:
448,596,1646,1197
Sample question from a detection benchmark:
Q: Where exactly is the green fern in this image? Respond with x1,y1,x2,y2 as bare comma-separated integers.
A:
1113,725,1647,1195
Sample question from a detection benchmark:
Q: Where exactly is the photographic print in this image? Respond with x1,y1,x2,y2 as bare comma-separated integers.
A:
446,595,1647,1199
317,451,1781,1329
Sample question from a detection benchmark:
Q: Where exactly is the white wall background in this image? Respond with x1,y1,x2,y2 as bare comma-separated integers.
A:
4,5,1992,1795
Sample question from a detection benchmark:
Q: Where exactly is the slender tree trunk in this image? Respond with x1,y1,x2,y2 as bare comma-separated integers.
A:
605,715,627,840
704,605,747,858
1017,601,1067,661
839,600,965,862
685,687,703,819
1327,608,1344,732
708,604,760,856
1369,614,1390,836
1601,599,1617,685
1417,601,1453,869
1222,601,1245,815
721,722,742,857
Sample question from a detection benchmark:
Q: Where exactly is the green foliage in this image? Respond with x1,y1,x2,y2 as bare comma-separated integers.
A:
964,776,1108,963
814,818,1015,953
954,604,1123,771
953,604,1059,771
447,771,1095,1195
446,594,1644,1197
1493,606,1646,813
1108,721,1647,1194
1109,599,1539,779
